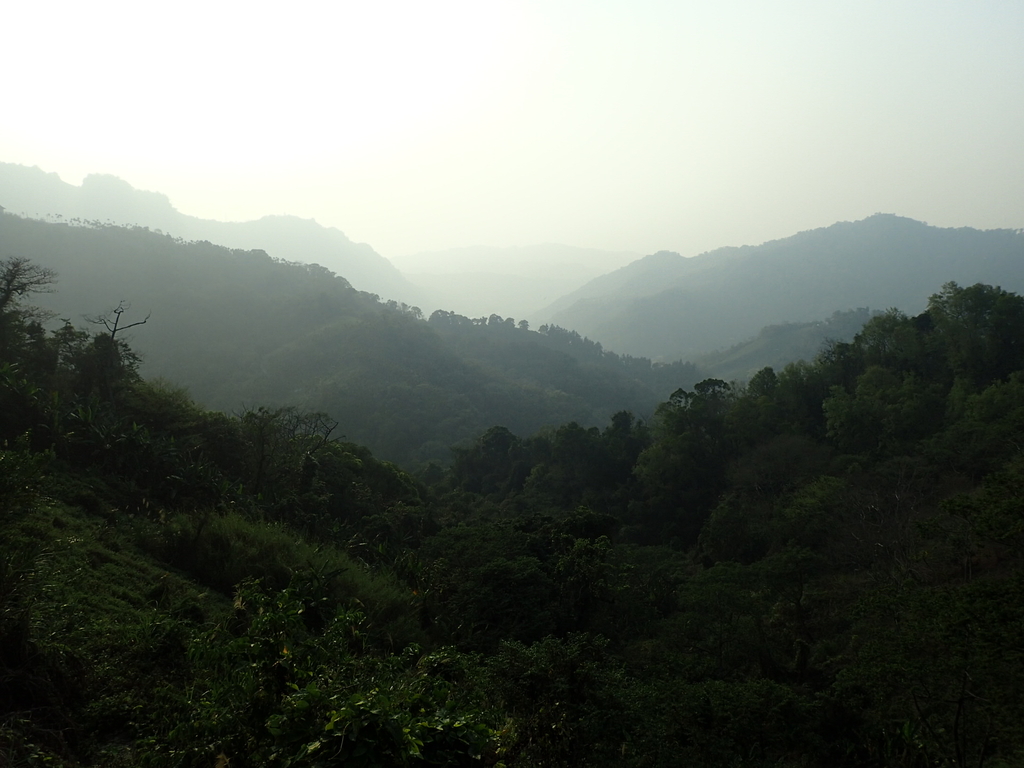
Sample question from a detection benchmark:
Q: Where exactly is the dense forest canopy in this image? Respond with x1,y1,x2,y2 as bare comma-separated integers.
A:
4,236,1024,766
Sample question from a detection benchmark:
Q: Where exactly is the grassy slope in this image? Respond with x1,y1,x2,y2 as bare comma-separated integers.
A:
1,470,423,766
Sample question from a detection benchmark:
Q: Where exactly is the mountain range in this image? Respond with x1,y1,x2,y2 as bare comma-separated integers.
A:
0,162,414,302
5,161,1024,453
540,215,1024,360
8,162,1020,373
0,163,636,321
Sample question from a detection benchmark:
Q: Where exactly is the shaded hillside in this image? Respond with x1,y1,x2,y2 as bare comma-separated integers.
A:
425,311,699,419
695,308,877,383
0,162,414,300
540,215,1024,359
0,213,692,467
534,249,701,320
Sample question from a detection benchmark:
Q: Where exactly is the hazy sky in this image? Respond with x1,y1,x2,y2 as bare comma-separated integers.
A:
3,0,1022,259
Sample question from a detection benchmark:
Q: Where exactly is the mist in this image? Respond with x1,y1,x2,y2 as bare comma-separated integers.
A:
1,1,1021,264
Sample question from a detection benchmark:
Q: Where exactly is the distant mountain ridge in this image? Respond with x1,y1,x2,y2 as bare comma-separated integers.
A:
390,243,639,321
534,249,694,321
8,161,1023,384
0,162,415,301
540,215,1024,360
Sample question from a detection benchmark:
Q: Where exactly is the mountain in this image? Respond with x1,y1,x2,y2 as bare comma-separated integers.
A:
0,162,416,301
0,213,693,467
390,244,638,321
539,215,1024,360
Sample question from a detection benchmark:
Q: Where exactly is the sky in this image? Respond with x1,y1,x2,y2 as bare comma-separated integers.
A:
3,0,1023,261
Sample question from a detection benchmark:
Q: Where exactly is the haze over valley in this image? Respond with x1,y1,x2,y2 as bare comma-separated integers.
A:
3,166,1023,465
390,244,640,321
6,162,1023,381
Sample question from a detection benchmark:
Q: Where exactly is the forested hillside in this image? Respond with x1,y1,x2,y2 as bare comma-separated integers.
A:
694,308,877,382
0,213,692,466
541,215,1024,360
3,247,1024,766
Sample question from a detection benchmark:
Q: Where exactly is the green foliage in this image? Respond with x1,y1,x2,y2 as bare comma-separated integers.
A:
928,281,1024,386
0,540,76,768
941,453,1024,560
630,379,736,545
5,258,1024,767
824,366,944,456
838,575,1024,768
165,580,494,768
148,510,423,646
668,678,813,767
0,436,52,518
929,371,1024,478
490,634,631,767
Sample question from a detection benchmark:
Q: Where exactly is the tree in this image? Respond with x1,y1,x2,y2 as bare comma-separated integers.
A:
747,366,778,398
89,300,150,343
490,634,630,767
237,406,338,511
632,380,736,544
0,257,56,363
928,282,1024,386
0,257,56,316
823,366,944,456
450,426,524,496
171,580,495,767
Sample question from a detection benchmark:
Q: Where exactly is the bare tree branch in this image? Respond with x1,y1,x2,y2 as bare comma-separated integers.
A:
88,301,151,340
0,257,57,314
